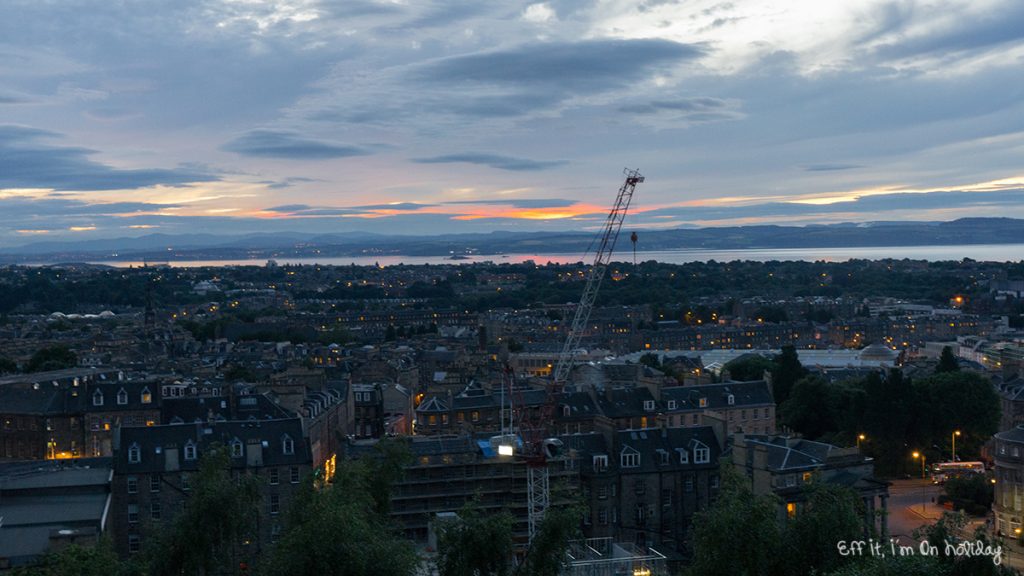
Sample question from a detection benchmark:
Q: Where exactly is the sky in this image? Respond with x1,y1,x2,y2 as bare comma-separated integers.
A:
1,0,1023,247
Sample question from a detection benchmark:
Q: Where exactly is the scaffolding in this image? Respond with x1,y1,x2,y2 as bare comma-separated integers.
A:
564,538,668,576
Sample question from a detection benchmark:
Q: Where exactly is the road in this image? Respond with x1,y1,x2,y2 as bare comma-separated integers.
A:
887,478,943,545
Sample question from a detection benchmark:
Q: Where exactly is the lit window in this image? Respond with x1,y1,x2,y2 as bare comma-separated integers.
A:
141,387,152,404
698,398,707,408
787,502,797,518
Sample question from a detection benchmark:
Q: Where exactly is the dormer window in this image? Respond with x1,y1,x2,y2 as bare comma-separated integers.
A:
593,454,608,472
562,405,571,417
141,387,152,404
282,435,295,455
643,400,655,412
621,447,640,468
698,397,708,408
658,449,669,465
128,443,141,464
727,394,735,406
667,400,677,410
117,388,128,405
677,448,689,464
694,442,710,464
184,441,197,461
231,440,243,458
93,389,104,407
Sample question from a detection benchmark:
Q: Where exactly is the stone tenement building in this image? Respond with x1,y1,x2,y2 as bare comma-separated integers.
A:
111,419,311,557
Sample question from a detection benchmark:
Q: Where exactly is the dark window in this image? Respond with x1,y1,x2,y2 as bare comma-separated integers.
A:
290,466,300,484
150,474,161,493
269,468,279,485
127,476,138,494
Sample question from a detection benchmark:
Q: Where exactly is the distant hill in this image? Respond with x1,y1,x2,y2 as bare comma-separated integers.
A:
1,218,1021,264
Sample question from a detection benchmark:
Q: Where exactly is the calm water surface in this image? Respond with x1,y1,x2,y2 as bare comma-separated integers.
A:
92,243,1024,268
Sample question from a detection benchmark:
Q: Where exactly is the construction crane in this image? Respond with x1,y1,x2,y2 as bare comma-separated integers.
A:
500,168,644,544
553,168,644,386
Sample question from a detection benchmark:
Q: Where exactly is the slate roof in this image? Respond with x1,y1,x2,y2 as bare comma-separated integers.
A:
660,380,774,412
162,393,290,424
742,435,841,472
995,425,1024,444
594,387,657,419
114,418,310,474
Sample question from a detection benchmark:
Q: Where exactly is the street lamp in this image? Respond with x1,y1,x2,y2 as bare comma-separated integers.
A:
912,451,928,514
912,451,927,479
857,434,866,450
952,430,961,462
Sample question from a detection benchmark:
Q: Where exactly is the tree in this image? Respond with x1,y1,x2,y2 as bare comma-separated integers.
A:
943,473,994,515
723,354,775,382
263,457,419,576
516,505,584,576
146,445,260,576
26,346,77,373
687,466,784,576
12,539,121,576
771,345,807,405
0,356,16,374
638,352,662,370
937,346,960,373
437,505,515,576
784,483,866,575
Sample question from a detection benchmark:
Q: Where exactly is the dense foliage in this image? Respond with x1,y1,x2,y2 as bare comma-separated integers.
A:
779,368,1000,476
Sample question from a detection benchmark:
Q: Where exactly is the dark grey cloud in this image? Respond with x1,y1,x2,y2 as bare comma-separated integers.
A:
416,39,704,92
222,130,369,159
352,202,435,211
265,202,434,216
618,97,728,115
803,164,863,172
266,204,312,212
445,199,579,209
0,124,216,191
261,177,319,190
871,3,1024,61
413,153,568,172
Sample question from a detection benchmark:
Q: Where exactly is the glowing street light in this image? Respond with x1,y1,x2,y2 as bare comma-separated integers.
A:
912,451,927,479
857,434,866,451
952,430,961,462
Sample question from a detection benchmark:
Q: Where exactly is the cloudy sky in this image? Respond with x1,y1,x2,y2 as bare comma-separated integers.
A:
1,0,1023,246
